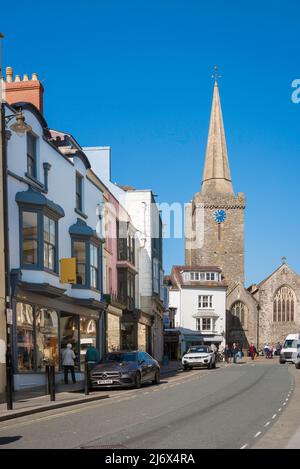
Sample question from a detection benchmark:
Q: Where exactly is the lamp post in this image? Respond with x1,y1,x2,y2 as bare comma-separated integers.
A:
0,33,32,409
256,304,261,351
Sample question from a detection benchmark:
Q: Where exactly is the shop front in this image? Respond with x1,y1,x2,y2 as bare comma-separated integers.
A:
121,309,152,354
106,305,122,352
12,282,106,390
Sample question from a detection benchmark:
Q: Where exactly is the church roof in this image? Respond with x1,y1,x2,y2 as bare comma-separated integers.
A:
201,80,234,196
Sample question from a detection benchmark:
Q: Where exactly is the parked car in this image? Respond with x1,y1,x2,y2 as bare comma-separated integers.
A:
89,350,160,389
182,346,216,370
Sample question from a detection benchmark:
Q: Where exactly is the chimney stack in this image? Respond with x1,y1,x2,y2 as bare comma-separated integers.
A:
3,66,44,114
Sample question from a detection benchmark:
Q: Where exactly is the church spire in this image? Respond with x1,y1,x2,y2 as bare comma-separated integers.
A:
201,68,234,196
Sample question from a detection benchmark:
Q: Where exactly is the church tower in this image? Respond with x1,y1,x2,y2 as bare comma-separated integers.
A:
185,71,245,287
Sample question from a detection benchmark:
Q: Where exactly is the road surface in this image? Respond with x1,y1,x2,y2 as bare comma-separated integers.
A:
0,361,293,449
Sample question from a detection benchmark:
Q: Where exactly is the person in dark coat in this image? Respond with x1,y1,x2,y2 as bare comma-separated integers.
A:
224,344,231,364
231,343,239,364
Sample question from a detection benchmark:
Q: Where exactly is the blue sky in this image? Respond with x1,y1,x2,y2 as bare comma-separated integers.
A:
2,0,300,285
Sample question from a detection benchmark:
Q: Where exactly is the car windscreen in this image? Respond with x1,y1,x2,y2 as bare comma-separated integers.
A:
105,352,137,362
283,340,298,349
187,347,209,353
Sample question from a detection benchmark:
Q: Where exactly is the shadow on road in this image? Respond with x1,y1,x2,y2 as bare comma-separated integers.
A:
0,436,22,445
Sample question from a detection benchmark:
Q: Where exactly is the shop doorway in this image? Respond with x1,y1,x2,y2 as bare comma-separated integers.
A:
60,313,80,370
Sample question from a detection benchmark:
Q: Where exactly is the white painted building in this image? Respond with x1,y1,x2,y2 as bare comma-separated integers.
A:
84,147,165,362
5,100,106,390
166,266,227,357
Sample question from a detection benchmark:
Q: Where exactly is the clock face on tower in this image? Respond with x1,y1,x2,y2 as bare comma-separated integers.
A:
213,209,227,224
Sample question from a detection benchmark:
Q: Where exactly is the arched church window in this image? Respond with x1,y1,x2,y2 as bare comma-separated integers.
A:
273,286,296,322
231,301,246,328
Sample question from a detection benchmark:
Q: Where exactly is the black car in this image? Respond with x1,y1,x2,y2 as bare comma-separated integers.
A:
89,350,160,389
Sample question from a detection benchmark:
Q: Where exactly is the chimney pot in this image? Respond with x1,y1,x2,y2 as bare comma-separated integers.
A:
23,74,29,81
14,75,21,82
6,66,13,82
31,72,38,81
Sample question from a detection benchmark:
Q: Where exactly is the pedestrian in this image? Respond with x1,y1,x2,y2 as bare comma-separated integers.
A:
224,344,231,364
268,345,273,359
231,343,239,364
249,342,256,360
62,343,76,384
264,344,269,358
85,343,100,371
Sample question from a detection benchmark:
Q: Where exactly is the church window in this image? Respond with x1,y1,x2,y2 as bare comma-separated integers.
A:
231,301,246,327
273,286,296,322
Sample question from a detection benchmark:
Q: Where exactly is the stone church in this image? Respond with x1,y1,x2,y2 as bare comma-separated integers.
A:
185,73,300,350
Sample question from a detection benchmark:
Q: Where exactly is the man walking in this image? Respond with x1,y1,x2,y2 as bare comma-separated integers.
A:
249,342,256,361
224,344,231,364
231,343,239,364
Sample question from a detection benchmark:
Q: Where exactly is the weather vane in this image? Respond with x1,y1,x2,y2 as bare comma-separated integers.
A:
212,65,222,84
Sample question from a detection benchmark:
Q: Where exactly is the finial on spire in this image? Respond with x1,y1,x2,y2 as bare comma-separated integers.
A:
282,256,287,265
212,65,221,85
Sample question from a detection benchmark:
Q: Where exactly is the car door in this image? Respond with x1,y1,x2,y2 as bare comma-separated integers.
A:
138,352,148,382
145,352,156,380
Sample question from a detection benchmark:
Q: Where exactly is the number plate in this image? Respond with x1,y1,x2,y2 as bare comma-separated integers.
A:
97,379,113,384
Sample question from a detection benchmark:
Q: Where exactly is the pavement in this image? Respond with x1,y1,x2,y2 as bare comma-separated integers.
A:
0,360,182,422
0,358,294,449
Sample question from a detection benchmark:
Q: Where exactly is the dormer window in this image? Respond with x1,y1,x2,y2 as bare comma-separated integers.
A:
27,133,37,179
184,271,219,282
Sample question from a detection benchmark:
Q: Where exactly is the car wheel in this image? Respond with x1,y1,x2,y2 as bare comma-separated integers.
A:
279,359,285,364
135,371,142,389
208,361,212,370
152,369,160,385
212,361,216,369
183,365,189,371
295,362,300,369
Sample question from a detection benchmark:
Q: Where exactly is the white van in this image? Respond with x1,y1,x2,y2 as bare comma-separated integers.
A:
279,334,300,364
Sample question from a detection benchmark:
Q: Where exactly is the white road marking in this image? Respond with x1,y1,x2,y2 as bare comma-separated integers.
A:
283,403,286,406
278,408,282,412
285,398,289,401
240,444,248,449
264,422,270,427
254,431,261,438
272,414,277,419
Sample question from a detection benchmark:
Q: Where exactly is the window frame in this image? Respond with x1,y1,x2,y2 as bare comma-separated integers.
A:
71,236,101,291
19,207,59,274
198,295,213,309
26,132,38,180
75,172,84,212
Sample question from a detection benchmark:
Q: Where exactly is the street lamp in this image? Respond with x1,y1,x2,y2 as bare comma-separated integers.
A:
0,32,31,410
256,304,261,351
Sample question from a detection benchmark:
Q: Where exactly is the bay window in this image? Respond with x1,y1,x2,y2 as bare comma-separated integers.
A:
20,209,58,272
72,237,101,290
22,211,38,265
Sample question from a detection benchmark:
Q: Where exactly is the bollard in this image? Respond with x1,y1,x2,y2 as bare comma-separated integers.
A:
6,365,13,410
49,364,55,401
84,362,90,395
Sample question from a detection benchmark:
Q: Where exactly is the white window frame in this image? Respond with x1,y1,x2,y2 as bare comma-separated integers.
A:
198,295,213,308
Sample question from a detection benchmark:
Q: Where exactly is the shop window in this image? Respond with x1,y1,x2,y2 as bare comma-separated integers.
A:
36,308,59,370
121,322,136,350
16,303,35,371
